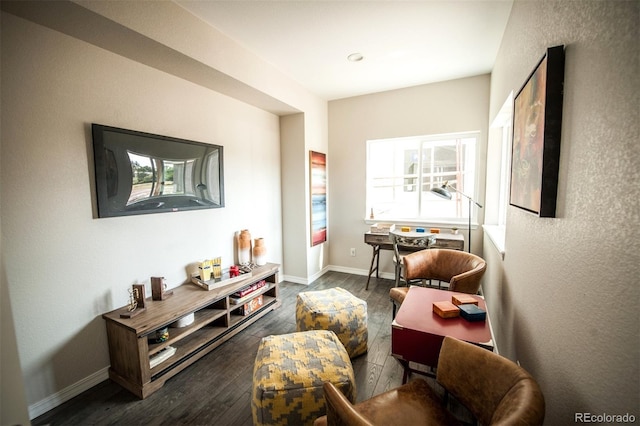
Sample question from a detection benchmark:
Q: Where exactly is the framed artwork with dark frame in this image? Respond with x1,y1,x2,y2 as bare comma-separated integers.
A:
510,45,565,217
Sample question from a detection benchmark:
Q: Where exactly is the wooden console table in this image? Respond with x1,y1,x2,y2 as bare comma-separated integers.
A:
102,263,280,398
364,231,464,289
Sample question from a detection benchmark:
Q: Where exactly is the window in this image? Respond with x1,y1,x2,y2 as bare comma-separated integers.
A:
483,92,513,257
492,92,513,228
497,122,512,226
366,131,480,224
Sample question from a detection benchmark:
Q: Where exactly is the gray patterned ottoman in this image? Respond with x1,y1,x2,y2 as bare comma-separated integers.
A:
251,330,356,426
295,287,368,358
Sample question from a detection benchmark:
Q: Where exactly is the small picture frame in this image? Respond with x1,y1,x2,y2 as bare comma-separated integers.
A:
120,284,146,318
132,284,146,309
151,276,173,300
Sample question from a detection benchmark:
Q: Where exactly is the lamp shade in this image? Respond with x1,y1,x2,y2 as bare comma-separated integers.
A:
430,185,452,200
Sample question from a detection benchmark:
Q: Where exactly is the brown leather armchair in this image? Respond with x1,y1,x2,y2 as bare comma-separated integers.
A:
390,248,486,317
314,336,545,426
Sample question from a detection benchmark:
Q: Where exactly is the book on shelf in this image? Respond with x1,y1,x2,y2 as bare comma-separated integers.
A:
237,295,264,316
149,346,176,368
229,284,269,305
232,280,267,298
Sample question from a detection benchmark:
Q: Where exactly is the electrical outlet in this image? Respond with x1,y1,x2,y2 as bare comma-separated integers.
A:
350,248,356,257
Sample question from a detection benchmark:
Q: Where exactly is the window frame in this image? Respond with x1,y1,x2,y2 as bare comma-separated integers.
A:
366,131,481,227
483,92,513,257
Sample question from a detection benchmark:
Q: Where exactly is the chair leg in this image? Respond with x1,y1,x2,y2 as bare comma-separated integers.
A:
394,264,401,287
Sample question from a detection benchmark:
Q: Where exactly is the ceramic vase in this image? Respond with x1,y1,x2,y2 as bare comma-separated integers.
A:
238,229,252,265
253,238,266,266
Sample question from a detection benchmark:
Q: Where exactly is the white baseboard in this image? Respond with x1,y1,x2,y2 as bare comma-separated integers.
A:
280,274,311,285
283,265,396,284
281,265,332,285
283,265,395,284
327,265,395,281
29,366,109,420
327,265,368,276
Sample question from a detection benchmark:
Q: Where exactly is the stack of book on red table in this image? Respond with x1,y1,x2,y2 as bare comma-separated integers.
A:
229,280,267,305
433,294,487,321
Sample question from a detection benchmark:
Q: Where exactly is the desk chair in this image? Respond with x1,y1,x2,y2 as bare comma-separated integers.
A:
390,230,436,288
314,336,545,426
390,248,486,317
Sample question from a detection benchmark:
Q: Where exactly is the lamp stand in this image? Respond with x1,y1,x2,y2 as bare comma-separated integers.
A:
467,197,472,253
430,181,482,254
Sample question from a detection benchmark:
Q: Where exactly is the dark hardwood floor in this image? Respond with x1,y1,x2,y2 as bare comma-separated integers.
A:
33,272,466,426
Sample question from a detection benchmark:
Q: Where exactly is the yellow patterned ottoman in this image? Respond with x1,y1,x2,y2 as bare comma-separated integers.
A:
295,287,368,358
251,330,356,426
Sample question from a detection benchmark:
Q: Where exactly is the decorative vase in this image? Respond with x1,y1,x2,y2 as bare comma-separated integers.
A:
253,238,267,266
238,229,252,265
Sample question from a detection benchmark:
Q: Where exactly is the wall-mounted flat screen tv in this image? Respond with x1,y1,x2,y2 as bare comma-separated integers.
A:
92,124,224,218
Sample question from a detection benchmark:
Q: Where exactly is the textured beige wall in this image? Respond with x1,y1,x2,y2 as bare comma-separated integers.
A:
485,1,639,423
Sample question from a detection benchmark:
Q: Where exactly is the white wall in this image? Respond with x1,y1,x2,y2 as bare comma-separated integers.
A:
1,259,31,426
328,75,490,275
1,10,282,411
1,2,328,418
484,1,639,423
280,114,308,281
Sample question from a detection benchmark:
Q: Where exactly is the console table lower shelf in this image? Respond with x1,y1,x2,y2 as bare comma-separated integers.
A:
102,263,281,399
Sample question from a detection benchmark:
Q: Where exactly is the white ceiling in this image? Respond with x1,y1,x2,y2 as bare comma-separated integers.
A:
176,1,513,101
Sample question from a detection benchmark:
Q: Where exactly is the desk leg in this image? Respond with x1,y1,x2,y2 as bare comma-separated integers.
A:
400,360,410,384
399,361,436,383
366,245,380,290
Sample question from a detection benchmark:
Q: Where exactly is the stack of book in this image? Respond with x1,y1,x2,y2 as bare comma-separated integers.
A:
238,295,264,316
370,223,395,234
149,346,176,368
432,295,487,322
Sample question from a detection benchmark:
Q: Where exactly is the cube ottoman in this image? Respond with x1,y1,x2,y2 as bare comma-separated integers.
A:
251,330,356,426
295,287,368,358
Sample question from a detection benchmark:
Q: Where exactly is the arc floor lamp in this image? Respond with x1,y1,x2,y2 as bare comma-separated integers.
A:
430,181,483,253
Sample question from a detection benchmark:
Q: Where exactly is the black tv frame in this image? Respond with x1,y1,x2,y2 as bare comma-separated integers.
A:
92,124,224,218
